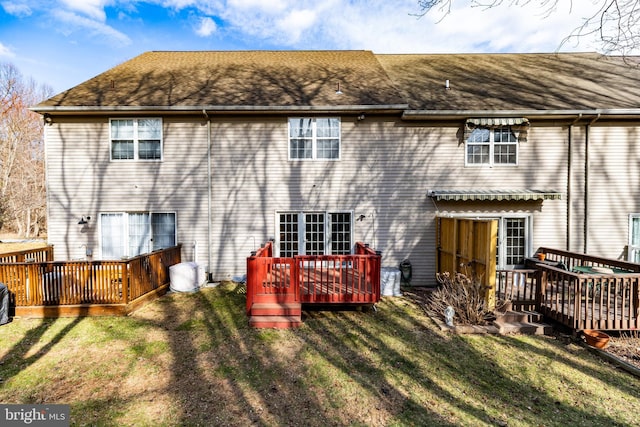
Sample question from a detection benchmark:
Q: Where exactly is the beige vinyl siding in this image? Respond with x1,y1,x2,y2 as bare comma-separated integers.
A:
47,113,639,285
209,117,571,284
585,124,640,259
45,116,210,263
210,116,439,283
568,124,587,253
425,124,569,263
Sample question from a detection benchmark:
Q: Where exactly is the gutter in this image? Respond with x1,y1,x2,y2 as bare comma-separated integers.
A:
567,113,582,251
203,109,213,280
584,113,601,253
402,109,640,120
30,104,410,114
31,105,640,121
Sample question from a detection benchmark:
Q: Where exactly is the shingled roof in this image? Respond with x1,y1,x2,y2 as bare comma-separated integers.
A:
35,50,407,112
34,50,640,117
377,52,640,113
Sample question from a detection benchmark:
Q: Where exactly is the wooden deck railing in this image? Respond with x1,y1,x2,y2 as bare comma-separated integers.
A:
537,247,640,273
246,242,297,313
496,269,539,312
496,249,640,331
533,263,640,331
246,241,381,313
1,245,181,316
0,245,53,263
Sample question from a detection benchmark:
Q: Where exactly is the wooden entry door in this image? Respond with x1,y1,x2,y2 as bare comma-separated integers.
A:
436,217,498,308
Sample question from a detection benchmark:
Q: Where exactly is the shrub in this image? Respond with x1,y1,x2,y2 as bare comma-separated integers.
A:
428,272,492,326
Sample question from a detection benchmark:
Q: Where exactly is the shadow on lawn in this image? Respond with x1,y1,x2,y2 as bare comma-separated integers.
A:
157,285,342,425
301,303,634,427
0,317,83,388
4,283,635,424
152,284,639,426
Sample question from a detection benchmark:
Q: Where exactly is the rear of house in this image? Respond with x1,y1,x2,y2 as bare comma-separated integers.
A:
33,51,640,286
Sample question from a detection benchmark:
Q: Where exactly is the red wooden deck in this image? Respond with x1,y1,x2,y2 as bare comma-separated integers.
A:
246,242,381,327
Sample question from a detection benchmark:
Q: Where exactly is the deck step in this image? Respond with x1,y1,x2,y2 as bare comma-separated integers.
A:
493,320,553,335
495,310,542,324
250,302,302,316
249,315,302,329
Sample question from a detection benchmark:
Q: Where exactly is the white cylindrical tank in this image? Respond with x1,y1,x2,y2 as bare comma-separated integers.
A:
170,262,204,292
381,267,402,297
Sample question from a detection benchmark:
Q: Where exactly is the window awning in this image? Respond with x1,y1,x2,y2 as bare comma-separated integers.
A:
466,117,529,127
428,189,562,201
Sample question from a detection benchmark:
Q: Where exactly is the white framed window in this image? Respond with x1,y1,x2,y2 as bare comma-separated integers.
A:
275,211,353,257
110,118,162,161
500,217,530,268
466,126,518,166
628,214,640,262
100,212,176,259
288,118,340,160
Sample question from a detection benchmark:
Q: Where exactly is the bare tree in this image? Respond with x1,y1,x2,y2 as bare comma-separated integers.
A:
0,63,52,237
416,0,640,55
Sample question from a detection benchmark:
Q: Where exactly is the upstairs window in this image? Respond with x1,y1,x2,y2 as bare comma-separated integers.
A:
466,126,518,166
110,118,162,161
289,118,340,160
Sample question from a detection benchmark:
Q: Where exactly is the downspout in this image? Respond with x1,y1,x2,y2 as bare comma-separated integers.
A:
584,113,601,253
567,113,582,251
203,109,213,280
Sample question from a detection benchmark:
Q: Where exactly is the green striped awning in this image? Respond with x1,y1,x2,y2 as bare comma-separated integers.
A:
466,117,529,127
428,189,562,201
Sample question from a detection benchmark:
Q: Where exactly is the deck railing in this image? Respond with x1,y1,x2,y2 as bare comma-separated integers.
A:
534,264,640,330
0,245,53,263
246,242,381,313
246,243,297,313
496,269,539,312
537,247,640,273
496,249,640,331
1,245,181,315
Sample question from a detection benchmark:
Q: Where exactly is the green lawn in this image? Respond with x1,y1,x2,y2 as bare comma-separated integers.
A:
1,283,638,426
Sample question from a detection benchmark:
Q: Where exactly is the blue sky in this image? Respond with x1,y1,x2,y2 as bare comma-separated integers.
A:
0,0,608,95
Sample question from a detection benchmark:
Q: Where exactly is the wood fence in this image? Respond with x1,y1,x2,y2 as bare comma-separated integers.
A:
2,245,182,317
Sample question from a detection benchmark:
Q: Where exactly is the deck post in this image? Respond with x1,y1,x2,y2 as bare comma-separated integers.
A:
246,255,256,314
633,278,640,317
535,269,545,311
121,263,129,304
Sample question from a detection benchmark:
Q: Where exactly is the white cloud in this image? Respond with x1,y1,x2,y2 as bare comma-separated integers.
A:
275,9,317,44
195,16,217,37
0,0,621,55
260,0,609,54
60,0,109,21
1,1,32,17
0,41,16,57
205,0,335,46
227,0,287,13
432,0,605,53
52,10,131,46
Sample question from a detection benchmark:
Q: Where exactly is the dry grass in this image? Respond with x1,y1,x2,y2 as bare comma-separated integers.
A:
0,239,47,254
1,283,640,426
